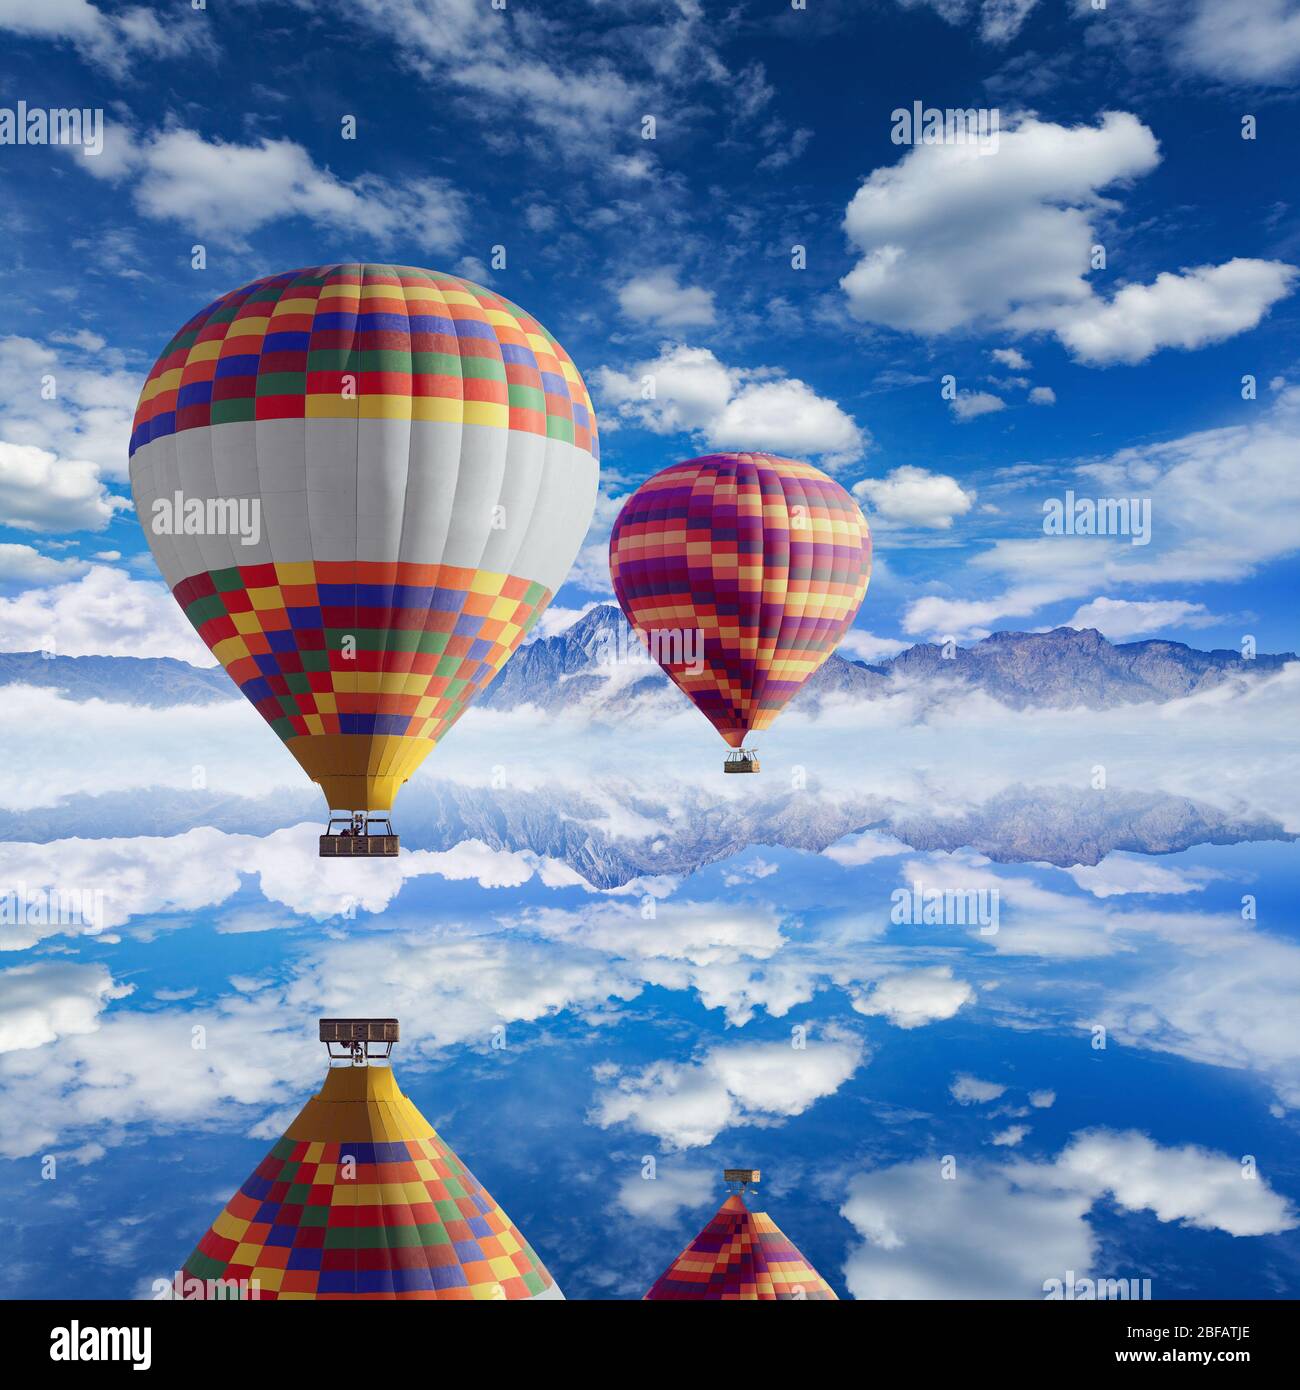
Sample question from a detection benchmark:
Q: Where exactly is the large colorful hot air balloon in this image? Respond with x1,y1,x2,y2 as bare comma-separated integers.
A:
608,452,870,772
130,265,598,849
177,1019,563,1300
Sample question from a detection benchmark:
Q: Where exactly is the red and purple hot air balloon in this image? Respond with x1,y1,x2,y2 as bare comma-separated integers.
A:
608,452,871,772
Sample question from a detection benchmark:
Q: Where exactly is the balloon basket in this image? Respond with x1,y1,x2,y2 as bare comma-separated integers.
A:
724,749,761,774
319,814,400,857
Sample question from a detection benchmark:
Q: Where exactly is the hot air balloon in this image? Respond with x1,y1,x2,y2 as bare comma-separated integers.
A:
129,265,598,853
644,1168,838,1299
176,1018,563,1300
608,452,870,773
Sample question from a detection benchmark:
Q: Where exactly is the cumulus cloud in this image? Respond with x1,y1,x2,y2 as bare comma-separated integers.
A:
950,391,1005,422
841,112,1296,364
618,270,716,329
0,825,584,949
1028,386,1056,405
991,347,1031,370
1064,856,1212,899
853,465,974,529
78,126,467,252
841,1154,1096,1299
0,334,138,483
950,1074,1007,1104
596,344,867,469
1063,597,1218,640
0,961,132,1053
614,1164,716,1227
842,114,1159,336
991,1124,1030,1146
836,630,909,663
823,830,911,867
0,566,209,661
1047,260,1298,366
590,1031,866,1149
0,442,128,533
1028,1129,1297,1237
841,1128,1294,1298
852,966,975,1029
0,544,91,587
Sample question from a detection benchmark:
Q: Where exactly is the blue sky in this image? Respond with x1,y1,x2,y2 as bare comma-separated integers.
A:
1,0,1300,1303
1,0,1299,661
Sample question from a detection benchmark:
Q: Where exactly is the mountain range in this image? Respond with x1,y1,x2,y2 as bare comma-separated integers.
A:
480,606,1294,716
2,611,1292,877
0,777,1287,880
3,606,1290,715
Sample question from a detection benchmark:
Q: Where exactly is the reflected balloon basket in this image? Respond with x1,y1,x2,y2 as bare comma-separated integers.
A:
319,813,400,857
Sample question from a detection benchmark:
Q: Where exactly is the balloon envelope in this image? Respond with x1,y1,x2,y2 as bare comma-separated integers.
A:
608,452,870,748
130,264,599,811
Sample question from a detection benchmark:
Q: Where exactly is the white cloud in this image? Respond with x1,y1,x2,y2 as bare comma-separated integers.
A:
842,114,1160,336
0,0,208,74
525,603,601,641
1028,385,1056,406
614,1165,716,1227
0,961,131,1053
1175,0,1300,83
0,334,138,483
991,347,1031,370
336,0,753,175
842,113,1294,364
1077,0,1300,87
0,826,582,949
854,465,974,527
0,566,209,662
596,344,866,469
852,966,975,1029
841,1128,1295,1298
618,270,716,329
991,1124,1030,1146
1064,856,1212,899
591,1031,865,1149
904,393,1300,639
824,830,910,867
950,391,1005,422
1064,597,1217,640
0,442,128,533
836,629,908,663
896,0,1041,45
721,856,779,886
1047,260,1298,366
0,544,91,587
1030,1129,1297,1237
841,1154,1096,1299
526,898,786,970
1029,1089,1055,1109
1098,936,1300,1110
81,127,467,252
950,1074,1006,1104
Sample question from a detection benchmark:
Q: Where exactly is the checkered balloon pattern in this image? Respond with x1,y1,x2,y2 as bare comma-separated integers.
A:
644,1194,838,1300
608,453,871,748
178,1065,560,1300
129,264,599,809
